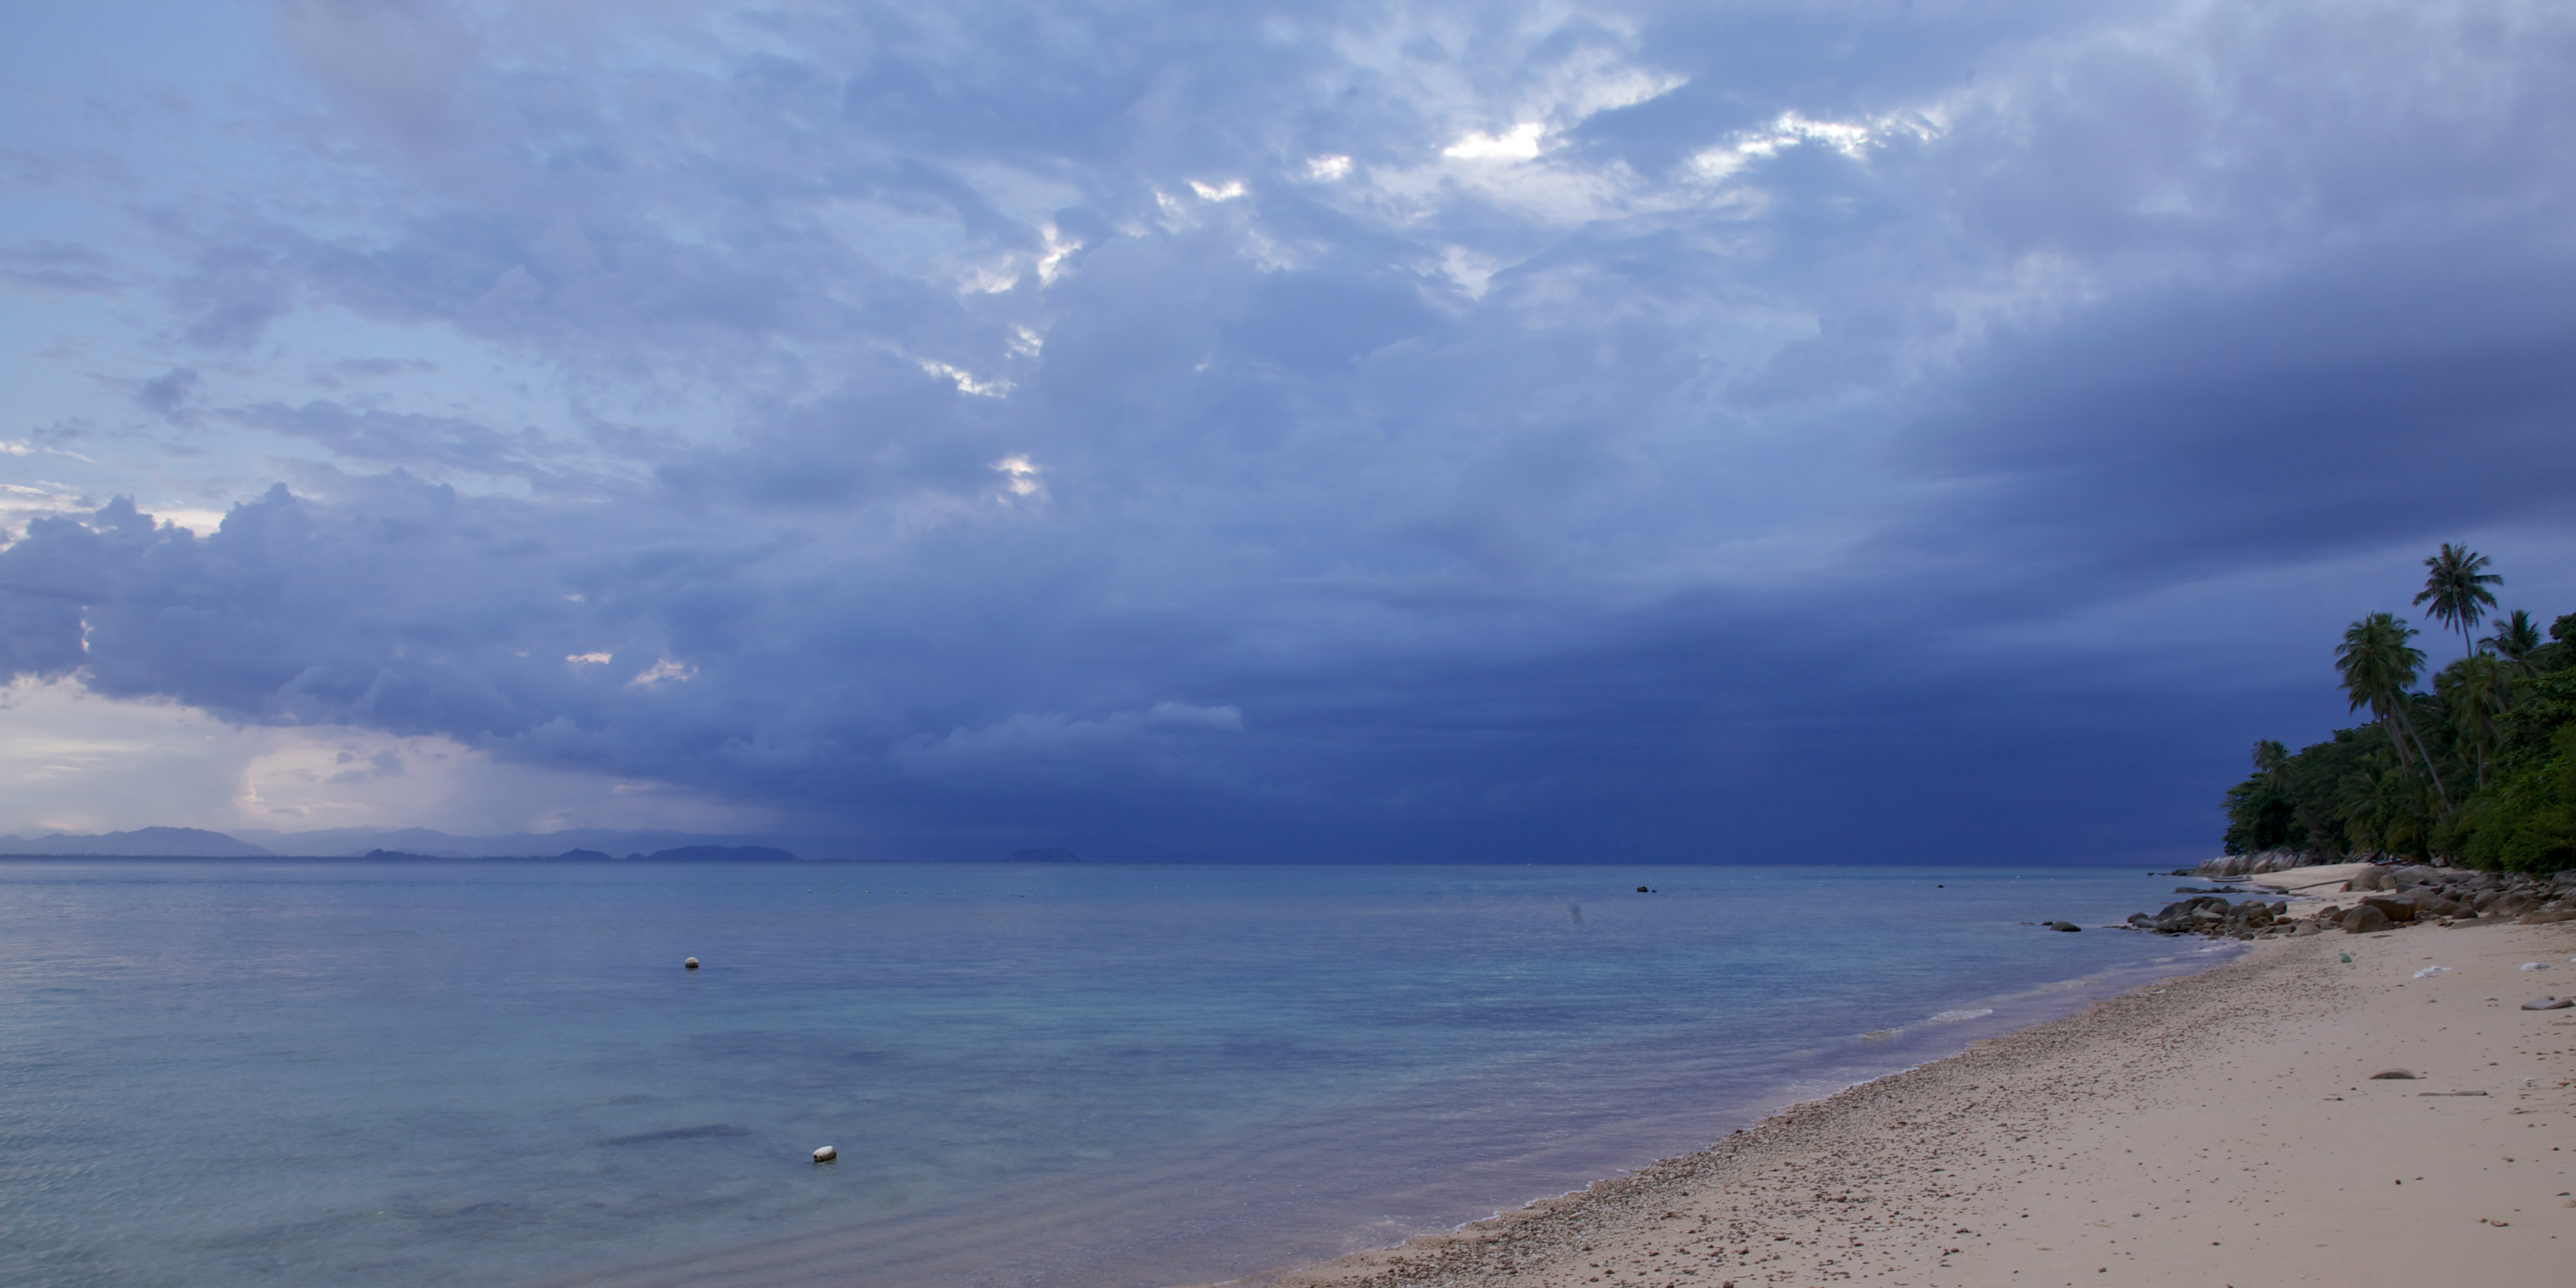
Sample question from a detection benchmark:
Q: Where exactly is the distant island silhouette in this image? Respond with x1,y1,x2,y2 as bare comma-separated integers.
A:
363,845,798,862
1006,848,1083,863
0,826,801,861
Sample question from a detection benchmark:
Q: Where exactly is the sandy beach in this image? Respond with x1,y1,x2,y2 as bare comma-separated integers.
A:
1260,909,2575,1288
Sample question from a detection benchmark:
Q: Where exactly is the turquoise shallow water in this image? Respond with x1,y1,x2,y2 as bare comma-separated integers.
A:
0,861,2226,1287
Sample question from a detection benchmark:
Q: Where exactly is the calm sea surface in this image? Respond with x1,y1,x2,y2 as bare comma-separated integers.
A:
0,861,2228,1287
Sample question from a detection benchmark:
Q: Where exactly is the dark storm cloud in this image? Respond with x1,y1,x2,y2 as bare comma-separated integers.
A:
6,0,2574,859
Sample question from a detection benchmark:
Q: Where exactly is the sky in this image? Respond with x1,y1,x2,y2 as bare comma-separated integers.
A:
3,0,2573,862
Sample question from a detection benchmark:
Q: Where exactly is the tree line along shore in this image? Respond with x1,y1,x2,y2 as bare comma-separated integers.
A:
2221,544,2576,873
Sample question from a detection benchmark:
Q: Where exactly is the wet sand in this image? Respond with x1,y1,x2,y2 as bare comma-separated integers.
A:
1255,919,2576,1288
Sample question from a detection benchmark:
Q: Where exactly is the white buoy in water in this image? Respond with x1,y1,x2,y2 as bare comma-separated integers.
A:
684,957,699,970
812,1145,838,1163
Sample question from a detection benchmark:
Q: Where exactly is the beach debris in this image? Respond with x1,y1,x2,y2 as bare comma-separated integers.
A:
812,1145,838,1163
2414,965,2452,978
684,957,699,970
2521,962,2550,971
2367,1070,2419,1079
2521,997,2574,1010
2340,952,2354,963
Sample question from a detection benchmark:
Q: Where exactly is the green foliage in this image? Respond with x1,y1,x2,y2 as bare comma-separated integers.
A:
2225,547,2575,872
2221,741,2298,854
2486,609,2544,671
2435,668,2576,873
2333,612,2449,806
2526,611,2576,676
2436,652,2514,788
2221,725,2407,858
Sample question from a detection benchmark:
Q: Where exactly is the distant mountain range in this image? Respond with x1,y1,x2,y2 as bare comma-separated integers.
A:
0,827,277,857
226,826,797,858
0,826,1112,862
0,826,796,858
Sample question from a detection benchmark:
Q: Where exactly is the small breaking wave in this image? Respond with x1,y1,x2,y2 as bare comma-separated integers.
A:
1926,1008,1994,1023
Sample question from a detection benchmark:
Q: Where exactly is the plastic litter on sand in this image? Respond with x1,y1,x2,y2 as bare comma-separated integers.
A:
2414,966,2452,979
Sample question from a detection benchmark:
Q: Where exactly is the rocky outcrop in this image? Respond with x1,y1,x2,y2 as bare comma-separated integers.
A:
2127,895,2286,938
2123,865,2576,940
2342,864,2447,891
2490,891,2543,918
2192,849,2322,877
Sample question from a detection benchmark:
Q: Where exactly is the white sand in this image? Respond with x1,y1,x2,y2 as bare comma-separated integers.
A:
1264,920,2576,1288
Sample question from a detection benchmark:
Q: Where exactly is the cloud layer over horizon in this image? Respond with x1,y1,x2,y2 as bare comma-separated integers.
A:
5,0,2574,860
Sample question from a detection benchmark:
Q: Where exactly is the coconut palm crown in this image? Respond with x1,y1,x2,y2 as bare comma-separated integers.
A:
2414,543,2501,658
2485,608,2542,672
2334,612,2447,805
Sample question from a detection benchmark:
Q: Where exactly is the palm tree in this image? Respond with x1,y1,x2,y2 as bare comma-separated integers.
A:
2252,738,2289,780
2436,654,2511,789
2486,608,2543,674
2335,613,2448,807
2414,544,2500,659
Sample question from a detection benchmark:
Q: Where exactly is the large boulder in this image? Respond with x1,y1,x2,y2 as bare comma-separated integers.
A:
2358,896,2418,923
2347,867,2392,892
2491,892,2543,918
2343,905,2394,934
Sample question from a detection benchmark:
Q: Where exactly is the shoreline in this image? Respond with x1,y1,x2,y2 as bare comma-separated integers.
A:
516,873,2221,1288
1253,919,2575,1288
527,945,2228,1288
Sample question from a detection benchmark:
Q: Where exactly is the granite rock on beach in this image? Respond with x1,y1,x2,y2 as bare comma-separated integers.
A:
1251,889,2575,1288
2118,861,2576,942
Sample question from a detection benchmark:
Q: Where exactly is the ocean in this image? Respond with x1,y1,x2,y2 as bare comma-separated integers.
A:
0,860,2228,1287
